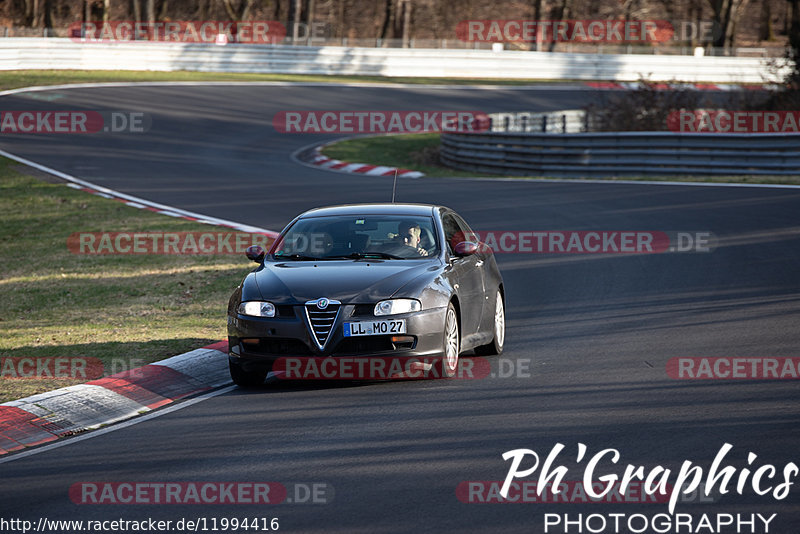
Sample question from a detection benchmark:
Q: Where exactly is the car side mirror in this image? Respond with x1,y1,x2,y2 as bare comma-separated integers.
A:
245,245,265,263
454,241,479,256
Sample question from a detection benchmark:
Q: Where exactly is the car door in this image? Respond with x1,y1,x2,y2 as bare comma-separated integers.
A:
442,211,486,342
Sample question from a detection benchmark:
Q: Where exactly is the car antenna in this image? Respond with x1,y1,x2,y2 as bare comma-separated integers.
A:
391,168,398,203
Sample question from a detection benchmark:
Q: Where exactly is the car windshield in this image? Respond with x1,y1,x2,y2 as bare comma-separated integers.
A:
271,215,439,260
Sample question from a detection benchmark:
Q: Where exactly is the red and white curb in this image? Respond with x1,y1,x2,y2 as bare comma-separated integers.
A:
0,149,279,239
310,153,424,179
584,81,780,91
0,144,279,458
62,183,278,238
0,341,231,456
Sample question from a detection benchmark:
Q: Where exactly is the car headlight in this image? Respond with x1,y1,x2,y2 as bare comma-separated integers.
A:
374,299,421,316
238,301,276,317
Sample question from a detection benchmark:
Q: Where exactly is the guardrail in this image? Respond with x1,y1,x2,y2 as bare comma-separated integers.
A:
0,38,788,82
482,110,590,133
441,115,800,176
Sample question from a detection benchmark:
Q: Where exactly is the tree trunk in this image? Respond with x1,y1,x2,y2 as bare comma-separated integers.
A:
790,0,800,51
530,0,544,50
42,0,52,30
759,0,774,41
379,0,393,40
337,0,345,39
306,0,315,26
401,0,411,47
287,0,302,40
131,0,142,22
709,0,729,47
548,0,569,52
784,0,790,35
708,0,750,49
23,0,33,26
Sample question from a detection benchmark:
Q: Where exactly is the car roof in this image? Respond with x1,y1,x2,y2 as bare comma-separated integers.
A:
299,203,440,218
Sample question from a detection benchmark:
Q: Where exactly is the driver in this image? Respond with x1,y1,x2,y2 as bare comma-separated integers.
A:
396,220,428,256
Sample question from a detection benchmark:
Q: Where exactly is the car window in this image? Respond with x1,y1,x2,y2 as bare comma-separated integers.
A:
272,215,439,259
442,213,469,254
453,214,475,238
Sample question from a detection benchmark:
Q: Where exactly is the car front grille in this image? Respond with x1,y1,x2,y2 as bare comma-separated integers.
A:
305,303,341,349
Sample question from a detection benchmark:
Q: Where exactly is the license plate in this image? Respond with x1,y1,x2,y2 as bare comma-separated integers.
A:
343,320,406,337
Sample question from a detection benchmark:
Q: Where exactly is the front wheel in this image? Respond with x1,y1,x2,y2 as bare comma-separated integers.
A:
229,360,268,387
474,290,505,356
439,303,460,378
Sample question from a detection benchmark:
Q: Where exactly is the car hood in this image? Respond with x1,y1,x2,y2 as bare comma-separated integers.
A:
251,259,439,303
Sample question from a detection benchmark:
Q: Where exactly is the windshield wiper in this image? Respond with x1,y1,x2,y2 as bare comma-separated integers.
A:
325,252,406,260
273,253,325,261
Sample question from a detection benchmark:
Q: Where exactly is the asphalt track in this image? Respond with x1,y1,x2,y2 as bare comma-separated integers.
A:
1,83,800,533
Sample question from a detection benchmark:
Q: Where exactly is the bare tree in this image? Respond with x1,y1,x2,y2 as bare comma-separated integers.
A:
379,0,411,44
24,0,37,26
131,0,142,21
287,0,301,39
760,0,775,40
44,0,53,28
221,0,256,20
707,0,750,48
789,0,800,76
529,0,545,50
401,0,411,47
548,0,570,51
337,0,345,38
379,0,393,40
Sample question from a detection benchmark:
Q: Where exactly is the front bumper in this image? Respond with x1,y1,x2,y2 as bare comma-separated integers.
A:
228,304,448,375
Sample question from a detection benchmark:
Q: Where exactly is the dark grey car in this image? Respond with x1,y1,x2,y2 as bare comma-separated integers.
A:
227,203,505,385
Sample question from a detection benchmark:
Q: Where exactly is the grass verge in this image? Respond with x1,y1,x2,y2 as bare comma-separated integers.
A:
320,133,800,185
0,69,571,92
319,133,506,178
0,160,262,402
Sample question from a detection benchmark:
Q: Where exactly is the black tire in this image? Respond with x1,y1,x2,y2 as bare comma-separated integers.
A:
474,289,505,356
229,360,268,387
438,303,460,378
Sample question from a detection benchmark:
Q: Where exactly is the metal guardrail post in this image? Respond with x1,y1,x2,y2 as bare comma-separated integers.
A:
541,115,547,133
